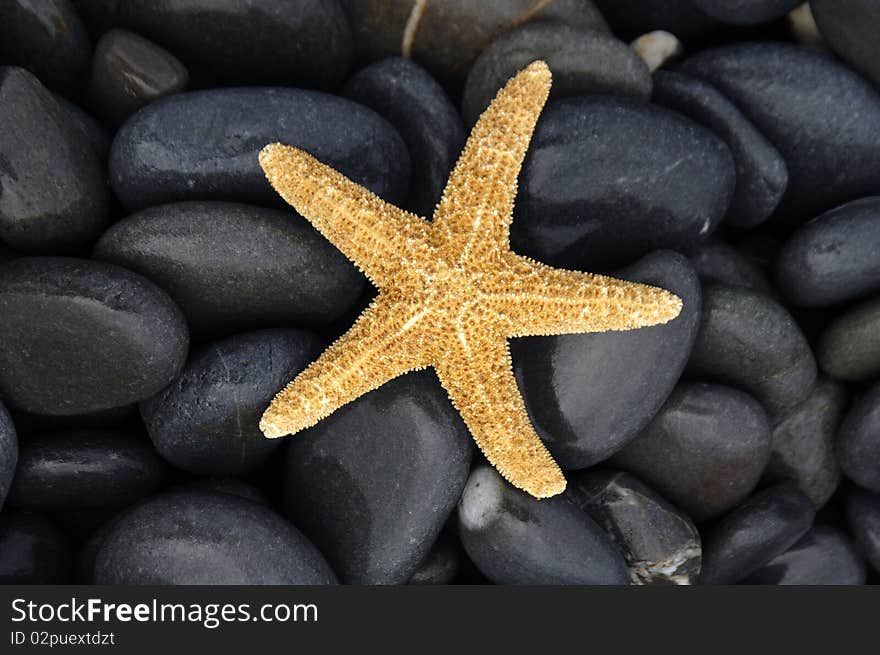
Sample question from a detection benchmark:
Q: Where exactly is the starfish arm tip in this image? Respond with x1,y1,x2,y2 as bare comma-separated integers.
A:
259,412,291,439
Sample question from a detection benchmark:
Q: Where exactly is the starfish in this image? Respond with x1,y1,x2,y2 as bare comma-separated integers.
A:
258,61,682,498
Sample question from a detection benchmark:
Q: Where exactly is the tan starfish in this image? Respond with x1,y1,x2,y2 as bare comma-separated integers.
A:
258,61,682,498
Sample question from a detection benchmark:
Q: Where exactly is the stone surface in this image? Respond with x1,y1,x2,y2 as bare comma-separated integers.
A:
687,282,817,418
0,67,108,251
593,0,721,43
284,370,472,585
408,536,459,585
0,257,189,415
845,487,880,575
0,512,72,583
94,201,366,336
512,96,735,269
53,94,112,160
5,429,168,512
812,0,880,90
652,70,788,228
140,329,324,476
612,383,772,521
837,381,880,493
0,402,17,510
458,466,629,585
688,0,802,25
818,296,880,382
688,238,775,296
568,470,701,585
343,57,465,218
512,251,701,469
94,489,337,584
109,87,410,211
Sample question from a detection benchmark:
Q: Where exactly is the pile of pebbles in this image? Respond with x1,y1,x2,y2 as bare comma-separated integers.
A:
1,0,879,585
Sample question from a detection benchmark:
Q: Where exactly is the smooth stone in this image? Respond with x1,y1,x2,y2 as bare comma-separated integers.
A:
284,370,472,585
71,0,351,88
109,87,410,211
776,198,880,307
837,381,880,493
461,22,651,128
0,257,189,415
512,250,701,469
342,57,465,218
458,466,629,585
686,282,817,418
408,536,459,585
845,487,880,574
93,201,366,336
87,29,189,126
0,67,109,251
612,383,772,521
5,429,168,512
681,43,880,220
699,483,815,584
0,511,72,583
743,526,866,584
688,238,775,296
53,94,112,161
817,296,880,381
94,489,337,584
567,470,702,585
0,403,17,509
592,0,721,43
766,377,844,507
688,0,802,25
652,71,788,228
512,96,734,269
343,0,608,91
140,328,324,477
0,0,91,94
812,0,880,90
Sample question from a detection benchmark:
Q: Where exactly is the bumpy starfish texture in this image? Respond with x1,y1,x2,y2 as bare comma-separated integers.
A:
258,61,682,498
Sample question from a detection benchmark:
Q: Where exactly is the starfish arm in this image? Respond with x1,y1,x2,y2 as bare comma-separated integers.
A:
260,294,430,438
431,60,551,265
485,256,683,338
434,330,566,498
259,143,432,287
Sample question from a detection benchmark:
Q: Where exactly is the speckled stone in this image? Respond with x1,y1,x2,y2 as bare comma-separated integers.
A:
837,381,880,493
817,296,880,382
0,512,72,583
0,402,17,510
846,487,880,575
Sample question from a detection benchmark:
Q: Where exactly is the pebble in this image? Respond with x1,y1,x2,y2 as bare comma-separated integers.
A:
109,87,410,211
0,257,189,415
845,487,880,575
512,96,735,269
53,94,112,160
631,31,684,72
0,511,72,583
0,402,17,509
5,429,168,512
458,466,629,585
72,0,351,88
775,197,880,307
87,29,189,126
836,381,880,493
686,282,817,418
688,239,775,296
688,0,803,25
140,328,324,477
567,470,702,585
593,0,721,44
0,0,91,94
342,57,465,218
0,67,109,251
699,483,815,584
612,382,772,521
93,201,366,336
284,370,472,584
766,377,844,507
408,536,459,585
94,489,337,584
811,0,880,90
681,43,880,220
652,70,788,228
461,22,652,127
512,251,701,469
743,526,866,584
817,296,880,382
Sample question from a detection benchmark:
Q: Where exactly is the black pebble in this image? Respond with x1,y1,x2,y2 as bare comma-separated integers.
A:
0,402,17,509
845,487,880,575
812,0,880,90
837,381,880,493
0,511,72,583
818,296,880,382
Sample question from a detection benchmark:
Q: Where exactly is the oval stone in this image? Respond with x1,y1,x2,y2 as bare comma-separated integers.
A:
458,466,629,585
93,201,366,336
109,87,410,211
512,250,701,469
511,96,735,269
140,329,324,476
612,383,772,521
812,0,880,90
837,381,880,493
0,402,17,510
0,512,72,583
5,429,168,512
846,487,880,575
688,0,802,25
94,490,337,584
688,239,775,296
284,370,472,584
817,296,880,382
0,257,189,415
